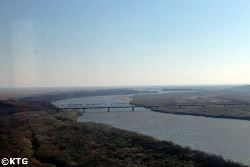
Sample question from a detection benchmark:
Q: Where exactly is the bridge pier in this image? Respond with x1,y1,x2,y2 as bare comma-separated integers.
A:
132,106,134,111
108,108,110,112
83,108,85,113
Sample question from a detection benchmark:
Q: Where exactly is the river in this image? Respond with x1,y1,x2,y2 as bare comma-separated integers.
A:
53,95,250,166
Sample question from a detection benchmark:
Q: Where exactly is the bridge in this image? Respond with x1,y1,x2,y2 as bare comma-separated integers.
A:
60,102,250,113
61,103,135,112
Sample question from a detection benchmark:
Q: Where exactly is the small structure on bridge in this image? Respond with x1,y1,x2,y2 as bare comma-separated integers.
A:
61,103,135,113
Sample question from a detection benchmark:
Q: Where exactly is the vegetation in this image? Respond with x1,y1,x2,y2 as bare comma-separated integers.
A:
131,86,250,120
0,100,246,167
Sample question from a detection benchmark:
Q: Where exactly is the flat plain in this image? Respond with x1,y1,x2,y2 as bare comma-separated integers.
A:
131,85,250,120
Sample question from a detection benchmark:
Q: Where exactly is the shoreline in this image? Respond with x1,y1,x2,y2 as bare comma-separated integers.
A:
147,107,250,121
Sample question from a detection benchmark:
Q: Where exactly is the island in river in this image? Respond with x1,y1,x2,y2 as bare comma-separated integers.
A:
0,87,248,166
131,85,250,120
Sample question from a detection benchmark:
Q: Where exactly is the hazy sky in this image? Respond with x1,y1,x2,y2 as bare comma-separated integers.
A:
1,0,250,87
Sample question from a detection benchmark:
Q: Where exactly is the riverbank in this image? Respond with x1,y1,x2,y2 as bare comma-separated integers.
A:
0,100,246,167
148,108,250,121
131,87,250,121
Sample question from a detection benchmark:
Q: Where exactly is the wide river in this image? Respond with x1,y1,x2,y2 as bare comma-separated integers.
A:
54,95,250,166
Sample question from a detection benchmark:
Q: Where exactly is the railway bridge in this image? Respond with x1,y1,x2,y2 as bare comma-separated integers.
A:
61,103,135,112
61,102,250,113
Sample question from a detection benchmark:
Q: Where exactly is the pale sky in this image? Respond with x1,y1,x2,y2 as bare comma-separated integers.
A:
0,0,250,87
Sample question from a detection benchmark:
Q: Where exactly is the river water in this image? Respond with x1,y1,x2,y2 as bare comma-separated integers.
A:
53,95,250,166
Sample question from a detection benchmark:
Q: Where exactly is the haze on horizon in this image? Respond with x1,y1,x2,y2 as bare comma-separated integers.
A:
1,0,250,88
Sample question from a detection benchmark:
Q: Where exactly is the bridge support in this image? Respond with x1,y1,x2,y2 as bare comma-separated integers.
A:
83,108,85,113
132,106,134,112
108,108,110,112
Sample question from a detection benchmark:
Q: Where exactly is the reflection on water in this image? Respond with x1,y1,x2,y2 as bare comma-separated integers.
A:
54,95,250,166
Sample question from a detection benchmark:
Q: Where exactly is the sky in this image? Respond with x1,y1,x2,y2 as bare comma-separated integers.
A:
0,0,250,87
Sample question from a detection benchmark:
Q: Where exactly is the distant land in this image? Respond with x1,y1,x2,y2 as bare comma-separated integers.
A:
162,88,196,92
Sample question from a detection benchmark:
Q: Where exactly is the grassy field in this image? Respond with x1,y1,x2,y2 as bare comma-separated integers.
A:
131,86,250,120
0,100,246,167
